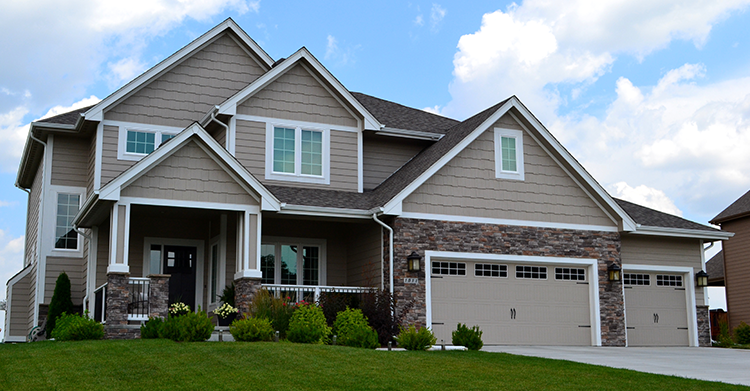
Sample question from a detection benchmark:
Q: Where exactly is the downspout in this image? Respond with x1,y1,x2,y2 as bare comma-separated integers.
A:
205,106,230,149
25,130,47,329
372,212,394,297
74,225,93,314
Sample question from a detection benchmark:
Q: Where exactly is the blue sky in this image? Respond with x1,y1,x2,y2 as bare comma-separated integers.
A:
2,0,748,334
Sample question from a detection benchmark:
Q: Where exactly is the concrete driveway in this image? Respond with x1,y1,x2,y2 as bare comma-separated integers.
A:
482,346,750,387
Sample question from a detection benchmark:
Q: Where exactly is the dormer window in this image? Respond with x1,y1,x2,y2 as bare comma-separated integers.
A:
494,128,524,181
117,124,180,161
265,123,330,185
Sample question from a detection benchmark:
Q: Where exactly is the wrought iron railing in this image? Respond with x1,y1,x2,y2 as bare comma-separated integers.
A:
93,283,107,323
262,284,375,303
127,278,150,321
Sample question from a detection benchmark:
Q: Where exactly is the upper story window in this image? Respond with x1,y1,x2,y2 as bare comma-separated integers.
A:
265,123,329,185
126,130,156,154
494,128,525,181
117,124,180,161
55,193,80,250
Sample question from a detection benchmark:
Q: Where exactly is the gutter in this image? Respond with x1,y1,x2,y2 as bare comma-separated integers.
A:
372,210,394,299
631,225,734,241
277,204,377,219
374,127,444,141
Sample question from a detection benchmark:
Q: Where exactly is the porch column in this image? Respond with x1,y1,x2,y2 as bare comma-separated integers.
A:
234,211,262,316
148,274,171,319
107,203,130,274
105,202,133,339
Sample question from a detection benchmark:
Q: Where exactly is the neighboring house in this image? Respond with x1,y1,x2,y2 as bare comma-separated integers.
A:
4,19,731,346
706,250,725,287
710,190,750,331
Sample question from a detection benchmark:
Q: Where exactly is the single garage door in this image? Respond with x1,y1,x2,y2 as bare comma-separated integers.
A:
430,260,593,345
623,272,689,346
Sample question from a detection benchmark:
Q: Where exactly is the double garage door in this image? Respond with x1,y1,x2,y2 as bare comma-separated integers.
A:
430,260,594,345
623,272,689,346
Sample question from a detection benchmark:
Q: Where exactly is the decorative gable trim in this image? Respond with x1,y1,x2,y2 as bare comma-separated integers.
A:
217,47,381,131
96,122,280,211
382,97,637,231
83,18,273,122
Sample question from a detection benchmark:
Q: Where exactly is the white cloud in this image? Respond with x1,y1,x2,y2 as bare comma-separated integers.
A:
430,4,446,31
107,58,148,88
323,34,359,67
609,182,683,216
325,35,338,60
0,200,17,207
414,14,425,27
423,105,442,115
39,96,101,121
0,229,24,342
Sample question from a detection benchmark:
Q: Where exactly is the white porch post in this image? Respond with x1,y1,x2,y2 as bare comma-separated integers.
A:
107,203,130,274
234,210,261,280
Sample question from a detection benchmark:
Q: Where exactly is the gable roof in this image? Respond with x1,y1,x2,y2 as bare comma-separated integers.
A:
615,198,731,240
217,47,381,130
710,189,750,224
83,18,273,122
350,92,459,134
38,105,94,125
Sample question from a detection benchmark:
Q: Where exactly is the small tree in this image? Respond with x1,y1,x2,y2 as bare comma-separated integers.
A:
46,272,74,338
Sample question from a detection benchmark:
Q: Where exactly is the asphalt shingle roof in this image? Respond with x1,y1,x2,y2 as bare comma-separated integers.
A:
614,198,720,232
351,92,459,134
706,250,724,282
710,189,750,224
37,105,94,125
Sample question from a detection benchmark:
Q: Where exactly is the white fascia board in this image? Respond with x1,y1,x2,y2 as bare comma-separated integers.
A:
71,191,100,227
277,204,374,219
84,19,273,121
509,99,637,231
375,128,444,141
382,100,515,213
630,225,734,240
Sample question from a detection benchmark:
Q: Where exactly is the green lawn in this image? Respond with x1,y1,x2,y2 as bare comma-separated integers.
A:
0,340,746,390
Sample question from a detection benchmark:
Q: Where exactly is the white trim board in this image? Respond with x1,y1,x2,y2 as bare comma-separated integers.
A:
425,250,602,347
399,212,619,232
621,264,699,347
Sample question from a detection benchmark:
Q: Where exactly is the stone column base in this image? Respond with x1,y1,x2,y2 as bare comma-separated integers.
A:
148,274,171,319
697,305,711,347
105,272,130,340
235,278,262,316
105,324,141,340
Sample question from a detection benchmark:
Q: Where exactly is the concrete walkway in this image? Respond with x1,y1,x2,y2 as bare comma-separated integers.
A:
482,346,750,387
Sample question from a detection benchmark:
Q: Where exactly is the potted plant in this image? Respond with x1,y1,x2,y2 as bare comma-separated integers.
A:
215,302,239,326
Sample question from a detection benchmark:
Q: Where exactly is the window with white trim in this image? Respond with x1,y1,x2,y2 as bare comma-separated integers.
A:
623,273,650,286
515,265,547,279
494,128,524,180
261,239,325,286
265,123,329,184
555,267,586,281
432,261,466,276
54,193,80,250
118,125,179,161
475,264,508,278
656,274,682,287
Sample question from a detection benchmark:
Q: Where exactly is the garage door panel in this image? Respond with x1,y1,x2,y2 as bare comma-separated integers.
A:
431,261,592,346
624,272,689,346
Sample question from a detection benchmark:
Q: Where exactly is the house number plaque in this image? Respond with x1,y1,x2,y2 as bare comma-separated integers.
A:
404,278,418,284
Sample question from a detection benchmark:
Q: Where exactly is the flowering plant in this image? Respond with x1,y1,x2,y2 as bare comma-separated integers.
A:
169,302,191,317
214,302,238,319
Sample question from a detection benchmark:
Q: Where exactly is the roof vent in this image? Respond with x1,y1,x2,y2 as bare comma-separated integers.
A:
272,57,286,68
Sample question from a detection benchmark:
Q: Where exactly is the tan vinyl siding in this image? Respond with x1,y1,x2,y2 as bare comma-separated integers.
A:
27,263,37,330
346,225,381,287
403,114,614,227
237,63,358,128
96,222,109,288
87,131,97,195
25,159,43,267
225,213,237,287
50,136,89,187
212,126,227,149
81,238,88,300
101,125,136,186
363,135,429,190
105,33,266,128
7,269,32,337
121,140,259,205
45,257,85,304
620,235,704,303
720,218,750,330
235,120,359,191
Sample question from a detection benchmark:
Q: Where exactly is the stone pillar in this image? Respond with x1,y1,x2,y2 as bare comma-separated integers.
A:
599,268,627,347
235,278,262,316
697,305,711,347
148,274,171,319
105,273,131,339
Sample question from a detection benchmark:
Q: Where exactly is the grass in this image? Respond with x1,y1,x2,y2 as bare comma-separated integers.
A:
0,339,747,390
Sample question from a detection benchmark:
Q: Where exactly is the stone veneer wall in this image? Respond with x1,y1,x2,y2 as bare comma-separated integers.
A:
104,273,139,339
148,275,170,319
697,305,711,347
235,278,262,316
389,218,627,346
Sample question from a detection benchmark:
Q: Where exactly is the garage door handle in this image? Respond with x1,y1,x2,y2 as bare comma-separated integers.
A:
677,327,688,330
578,325,591,328
653,313,659,323
627,327,635,329
432,322,444,325
510,308,516,320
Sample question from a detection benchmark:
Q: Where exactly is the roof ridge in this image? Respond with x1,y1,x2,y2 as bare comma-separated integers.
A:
710,188,750,224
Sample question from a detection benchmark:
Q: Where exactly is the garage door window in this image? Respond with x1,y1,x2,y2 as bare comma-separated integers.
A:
656,275,682,287
623,273,650,285
515,265,547,279
475,264,508,278
555,267,585,281
433,262,466,276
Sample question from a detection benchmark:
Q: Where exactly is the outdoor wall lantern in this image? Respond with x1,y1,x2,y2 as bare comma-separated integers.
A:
607,263,621,282
407,251,421,272
696,270,709,288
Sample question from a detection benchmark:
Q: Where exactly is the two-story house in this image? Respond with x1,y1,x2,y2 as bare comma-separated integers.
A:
4,19,731,346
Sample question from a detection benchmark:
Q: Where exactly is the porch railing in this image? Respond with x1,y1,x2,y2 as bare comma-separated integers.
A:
93,283,107,323
262,284,375,303
127,278,150,322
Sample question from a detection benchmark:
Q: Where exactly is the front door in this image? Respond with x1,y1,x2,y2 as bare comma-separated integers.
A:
164,245,197,310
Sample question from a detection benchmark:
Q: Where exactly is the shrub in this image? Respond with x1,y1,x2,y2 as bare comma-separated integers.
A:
717,320,734,348
220,282,235,307
397,325,436,351
50,312,104,341
159,310,214,342
230,316,275,342
319,291,360,326
361,289,414,346
452,323,483,351
332,307,379,349
140,317,164,339
287,302,331,344
735,322,750,345
47,272,74,338
250,289,294,338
